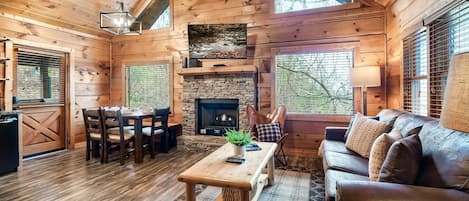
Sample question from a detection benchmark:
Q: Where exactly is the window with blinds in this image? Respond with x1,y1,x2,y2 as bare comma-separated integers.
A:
126,64,170,108
403,30,428,116
16,48,65,104
427,1,468,118
275,51,353,115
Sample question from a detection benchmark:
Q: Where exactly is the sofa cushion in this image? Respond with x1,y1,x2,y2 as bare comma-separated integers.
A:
345,113,392,158
377,109,406,123
369,130,402,181
378,134,422,184
392,112,433,138
323,151,369,176
322,140,357,155
416,121,469,193
325,170,369,201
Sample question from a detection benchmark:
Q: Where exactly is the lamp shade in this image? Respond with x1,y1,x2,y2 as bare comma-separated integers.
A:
440,52,469,133
350,66,381,87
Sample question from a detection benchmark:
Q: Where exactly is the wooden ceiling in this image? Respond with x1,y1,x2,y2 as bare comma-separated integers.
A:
0,0,145,38
0,0,391,38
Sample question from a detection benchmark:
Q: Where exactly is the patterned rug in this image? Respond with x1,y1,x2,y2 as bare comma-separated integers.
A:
175,163,325,201
175,142,325,201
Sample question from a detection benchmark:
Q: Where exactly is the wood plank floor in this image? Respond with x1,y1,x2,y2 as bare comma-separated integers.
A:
0,148,211,201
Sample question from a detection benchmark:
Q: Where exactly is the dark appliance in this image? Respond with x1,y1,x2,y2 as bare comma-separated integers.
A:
0,113,19,175
196,99,239,136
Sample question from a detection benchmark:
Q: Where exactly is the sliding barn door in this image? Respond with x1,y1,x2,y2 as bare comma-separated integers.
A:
14,46,66,156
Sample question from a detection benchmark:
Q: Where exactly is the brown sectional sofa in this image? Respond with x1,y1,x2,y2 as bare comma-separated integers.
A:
321,109,469,201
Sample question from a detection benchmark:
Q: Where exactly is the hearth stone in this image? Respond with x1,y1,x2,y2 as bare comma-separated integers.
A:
182,74,255,135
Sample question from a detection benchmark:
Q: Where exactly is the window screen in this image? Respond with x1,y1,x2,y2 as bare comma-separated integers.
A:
403,30,428,116
275,0,352,14
427,1,468,117
275,51,353,115
126,64,170,108
16,49,65,104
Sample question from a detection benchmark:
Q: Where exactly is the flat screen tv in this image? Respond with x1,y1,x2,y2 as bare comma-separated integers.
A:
188,24,247,59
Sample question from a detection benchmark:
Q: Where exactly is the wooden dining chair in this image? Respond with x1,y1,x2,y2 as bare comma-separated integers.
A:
101,109,135,165
82,108,105,162
142,107,170,158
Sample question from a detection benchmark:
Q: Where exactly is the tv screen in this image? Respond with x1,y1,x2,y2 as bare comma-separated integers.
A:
188,24,247,59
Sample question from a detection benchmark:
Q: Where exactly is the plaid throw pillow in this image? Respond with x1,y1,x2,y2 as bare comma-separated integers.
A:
256,122,281,142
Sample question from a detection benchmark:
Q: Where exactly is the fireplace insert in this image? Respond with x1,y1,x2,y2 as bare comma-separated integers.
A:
195,98,239,136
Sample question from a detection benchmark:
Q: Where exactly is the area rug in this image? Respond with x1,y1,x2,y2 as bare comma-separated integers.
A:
174,168,325,201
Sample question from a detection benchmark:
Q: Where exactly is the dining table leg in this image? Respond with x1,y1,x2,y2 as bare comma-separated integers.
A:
134,118,143,163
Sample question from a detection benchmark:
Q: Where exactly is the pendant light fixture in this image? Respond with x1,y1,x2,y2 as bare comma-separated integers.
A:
100,2,142,35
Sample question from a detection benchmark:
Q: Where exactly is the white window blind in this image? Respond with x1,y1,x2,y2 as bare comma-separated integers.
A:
16,47,65,104
427,1,468,118
126,64,170,108
275,0,352,14
275,51,353,115
403,30,428,116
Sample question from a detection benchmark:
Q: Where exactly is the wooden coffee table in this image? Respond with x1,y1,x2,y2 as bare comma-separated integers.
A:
178,142,277,201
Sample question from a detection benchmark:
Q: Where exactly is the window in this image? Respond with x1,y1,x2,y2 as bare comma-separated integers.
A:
275,51,354,115
426,1,468,117
16,49,65,104
126,63,170,108
403,30,428,116
275,0,352,14
150,6,170,29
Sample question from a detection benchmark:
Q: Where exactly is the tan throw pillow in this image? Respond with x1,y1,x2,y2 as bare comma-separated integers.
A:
345,113,392,158
369,129,403,181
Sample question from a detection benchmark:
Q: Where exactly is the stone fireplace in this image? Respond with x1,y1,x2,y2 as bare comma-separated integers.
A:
182,73,255,135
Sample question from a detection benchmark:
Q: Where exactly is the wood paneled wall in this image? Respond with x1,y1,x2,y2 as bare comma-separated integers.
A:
0,14,111,145
111,0,387,157
385,0,455,109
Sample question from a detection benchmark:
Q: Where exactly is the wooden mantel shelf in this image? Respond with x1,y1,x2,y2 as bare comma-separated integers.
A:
177,65,256,76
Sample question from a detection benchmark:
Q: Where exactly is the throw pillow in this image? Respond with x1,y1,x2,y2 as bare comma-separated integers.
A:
344,115,380,141
256,122,282,142
378,134,422,184
345,113,392,158
369,130,403,181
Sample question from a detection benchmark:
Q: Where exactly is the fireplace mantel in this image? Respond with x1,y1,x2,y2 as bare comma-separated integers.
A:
177,65,256,76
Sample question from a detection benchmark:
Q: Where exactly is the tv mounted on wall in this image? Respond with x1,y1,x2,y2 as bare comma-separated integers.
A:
188,24,247,59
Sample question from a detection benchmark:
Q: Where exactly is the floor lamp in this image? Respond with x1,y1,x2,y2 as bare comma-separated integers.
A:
350,66,381,116
440,52,469,133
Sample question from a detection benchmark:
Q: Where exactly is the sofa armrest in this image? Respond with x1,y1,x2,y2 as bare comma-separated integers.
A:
324,127,348,142
336,180,469,201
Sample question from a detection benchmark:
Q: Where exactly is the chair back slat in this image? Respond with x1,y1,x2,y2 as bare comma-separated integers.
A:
101,109,126,141
82,108,104,137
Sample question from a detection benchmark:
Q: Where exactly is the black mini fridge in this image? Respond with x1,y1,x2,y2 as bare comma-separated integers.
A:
0,114,19,175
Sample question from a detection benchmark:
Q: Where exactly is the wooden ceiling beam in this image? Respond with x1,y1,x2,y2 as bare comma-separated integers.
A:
130,0,153,17
359,0,385,8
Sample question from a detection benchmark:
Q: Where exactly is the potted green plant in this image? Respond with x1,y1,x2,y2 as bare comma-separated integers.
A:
225,129,252,157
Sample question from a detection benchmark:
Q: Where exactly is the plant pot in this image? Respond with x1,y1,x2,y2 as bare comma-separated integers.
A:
233,145,245,157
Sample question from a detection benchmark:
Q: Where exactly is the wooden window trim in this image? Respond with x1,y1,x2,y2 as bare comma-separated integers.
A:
121,56,174,116
270,0,361,18
270,42,360,118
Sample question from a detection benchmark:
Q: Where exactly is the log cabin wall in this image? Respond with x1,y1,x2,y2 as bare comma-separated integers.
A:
0,13,111,145
111,0,387,158
385,0,455,109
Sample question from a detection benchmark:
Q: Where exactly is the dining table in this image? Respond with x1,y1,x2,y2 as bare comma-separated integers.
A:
121,110,153,164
